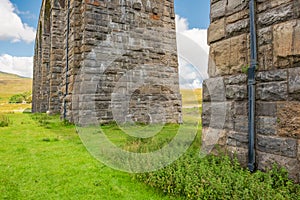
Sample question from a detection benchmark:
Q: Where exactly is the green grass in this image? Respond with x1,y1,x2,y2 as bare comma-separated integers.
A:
0,113,181,200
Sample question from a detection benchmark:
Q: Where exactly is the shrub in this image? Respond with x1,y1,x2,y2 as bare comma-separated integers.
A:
135,151,300,199
8,94,24,103
9,91,32,104
0,114,11,127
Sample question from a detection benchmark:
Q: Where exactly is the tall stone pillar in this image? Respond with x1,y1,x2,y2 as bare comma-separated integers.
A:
203,0,300,182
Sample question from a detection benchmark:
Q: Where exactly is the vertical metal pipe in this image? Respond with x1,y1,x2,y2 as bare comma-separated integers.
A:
64,0,70,120
248,0,257,172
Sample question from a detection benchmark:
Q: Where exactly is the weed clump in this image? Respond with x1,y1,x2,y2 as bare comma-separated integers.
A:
136,152,300,199
0,114,11,127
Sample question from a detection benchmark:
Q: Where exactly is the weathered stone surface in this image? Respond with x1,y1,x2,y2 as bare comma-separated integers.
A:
288,67,300,94
210,0,226,22
226,84,247,100
233,115,248,133
202,77,226,102
233,101,247,116
208,18,225,44
224,74,247,85
257,135,297,158
273,20,300,67
277,102,300,139
258,44,273,71
257,27,272,46
226,18,249,37
202,102,233,129
256,69,287,82
257,151,300,182
256,116,277,135
201,127,228,155
205,0,300,182
33,0,182,125
257,0,294,13
256,102,277,116
226,0,248,16
226,10,248,24
209,34,249,77
227,146,248,167
256,81,288,101
227,131,248,148
258,3,295,27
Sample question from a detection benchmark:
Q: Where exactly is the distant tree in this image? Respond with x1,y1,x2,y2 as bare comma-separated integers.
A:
9,91,32,104
9,94,24,103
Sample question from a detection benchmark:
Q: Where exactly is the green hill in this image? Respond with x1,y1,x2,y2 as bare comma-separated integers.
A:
0,72,32,112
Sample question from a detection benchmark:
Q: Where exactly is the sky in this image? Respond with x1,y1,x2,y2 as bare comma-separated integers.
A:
0,0,210,88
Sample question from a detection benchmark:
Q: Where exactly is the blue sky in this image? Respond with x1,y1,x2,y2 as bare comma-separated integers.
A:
0,0,42,56
0,0,210,87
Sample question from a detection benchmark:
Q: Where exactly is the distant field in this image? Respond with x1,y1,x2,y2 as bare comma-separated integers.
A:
180,88,202,108
0,72,32,112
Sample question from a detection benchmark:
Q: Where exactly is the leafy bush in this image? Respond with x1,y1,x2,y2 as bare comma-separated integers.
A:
135,150,300,199
9,91,32,104
8,94,24,103
0,114,11,127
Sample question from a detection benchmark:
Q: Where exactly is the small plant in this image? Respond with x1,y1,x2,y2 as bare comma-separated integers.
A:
0,114,11,127
241,64,259,74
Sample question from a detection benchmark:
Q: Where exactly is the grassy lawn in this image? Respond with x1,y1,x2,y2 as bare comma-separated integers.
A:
0,113,185,199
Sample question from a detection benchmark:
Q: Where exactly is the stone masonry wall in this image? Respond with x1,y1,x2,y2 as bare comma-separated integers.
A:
33,0,182,125
203,0,300,182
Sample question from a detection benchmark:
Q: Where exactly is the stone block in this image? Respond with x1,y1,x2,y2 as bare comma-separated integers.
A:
234,101,247,116
224,74,247,85
201,127,228,155
288,67,300,94
227,146,248,167
256,81,288,101
234,115,248,133
226,84,247,100
256,102,277,116
202,102,234,130
209,34,249,76
258,3,294,27
208,18,225,44
226,10,248,24
256,116,277,135
273,20,300,67
202,77,226,102
257,135,297,158
226,0,248,16
226,18,249,37
210,0,226,21
256,69,287,82
277,102,300,139
257,151,300,182
257,27,272,46
227,131,248,148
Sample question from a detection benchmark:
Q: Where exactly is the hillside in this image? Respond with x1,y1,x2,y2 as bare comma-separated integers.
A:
0,72,32,112
180,88,202,108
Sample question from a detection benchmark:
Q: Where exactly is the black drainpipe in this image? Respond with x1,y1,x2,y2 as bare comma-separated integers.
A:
248,0,257,172
63,0,70,120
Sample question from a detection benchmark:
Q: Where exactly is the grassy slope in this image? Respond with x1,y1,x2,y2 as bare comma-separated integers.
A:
0,72,32,112
180,88,202,108
0,113,181,200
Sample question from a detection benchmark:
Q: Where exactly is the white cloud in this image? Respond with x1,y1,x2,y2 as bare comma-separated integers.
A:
175,15,209,89
0,54,33,77
0,0,36,43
